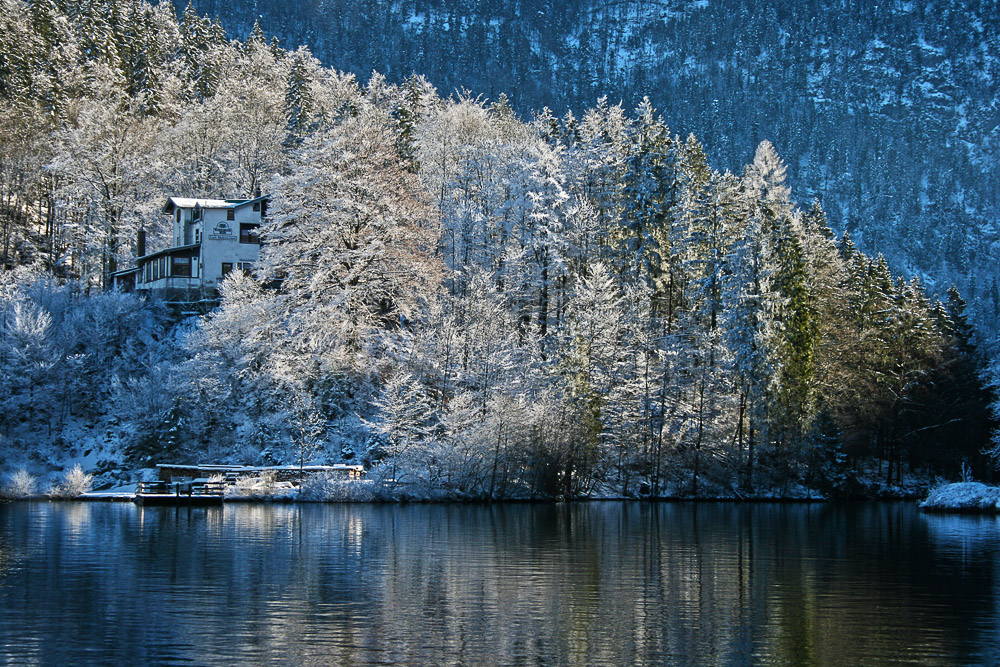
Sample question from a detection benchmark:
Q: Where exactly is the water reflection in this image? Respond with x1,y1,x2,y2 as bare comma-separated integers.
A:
0,501,997,665
923,512,1000,555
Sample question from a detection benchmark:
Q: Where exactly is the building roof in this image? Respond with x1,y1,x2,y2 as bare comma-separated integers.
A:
163,195,270,215
138,243,200,262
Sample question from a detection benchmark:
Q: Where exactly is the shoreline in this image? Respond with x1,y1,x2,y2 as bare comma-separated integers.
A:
3,493,926,505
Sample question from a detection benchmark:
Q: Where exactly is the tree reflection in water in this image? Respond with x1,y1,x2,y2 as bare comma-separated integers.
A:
0,501,997,665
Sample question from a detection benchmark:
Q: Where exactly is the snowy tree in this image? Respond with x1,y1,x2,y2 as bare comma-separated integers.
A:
389,75,437,172
368,372,434,484
673,152,742,493
162,271,277,458
617,98,676,293
563,97,629,236
416,95,494,213
283,47,316,146
0,299,57,428
558,262,635,494
49,85,163,288
448,271,524,410
212,41,288,198
178,2,229,102
722,201,781,492
290,389,326,488
734,141,822,483
263,106,441,357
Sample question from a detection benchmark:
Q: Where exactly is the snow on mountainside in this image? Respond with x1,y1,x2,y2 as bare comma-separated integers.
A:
181,0,1000,345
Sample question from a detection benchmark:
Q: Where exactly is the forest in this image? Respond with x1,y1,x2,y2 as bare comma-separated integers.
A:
172,0,1000,349
0,0,995,498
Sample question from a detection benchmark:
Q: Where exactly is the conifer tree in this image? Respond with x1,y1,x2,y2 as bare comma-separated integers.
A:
723,206,780,491
618,98,674,293
179,2,226,101
284,50,314,146
559,262,625,490
740,141,819,476
390,75,435,172
369,372,434,483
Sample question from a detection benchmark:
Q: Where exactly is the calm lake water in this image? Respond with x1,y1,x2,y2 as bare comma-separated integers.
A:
0,501,998,666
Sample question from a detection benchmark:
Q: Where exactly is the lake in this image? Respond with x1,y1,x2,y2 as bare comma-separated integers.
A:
0,501,997,665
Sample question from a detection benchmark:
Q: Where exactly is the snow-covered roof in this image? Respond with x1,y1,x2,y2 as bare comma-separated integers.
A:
162,195,269,214
165,197,232,210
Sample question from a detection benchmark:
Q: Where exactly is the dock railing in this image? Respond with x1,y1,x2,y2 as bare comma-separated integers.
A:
136,480,227,498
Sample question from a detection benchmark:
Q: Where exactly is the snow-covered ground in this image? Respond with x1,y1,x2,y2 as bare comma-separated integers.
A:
920,482,1000,513
0,415,137,497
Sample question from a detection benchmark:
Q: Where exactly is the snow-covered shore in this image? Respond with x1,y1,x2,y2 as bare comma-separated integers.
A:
919,482,1000,513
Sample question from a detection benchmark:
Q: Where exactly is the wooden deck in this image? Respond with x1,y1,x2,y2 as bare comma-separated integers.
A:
134,480,225,506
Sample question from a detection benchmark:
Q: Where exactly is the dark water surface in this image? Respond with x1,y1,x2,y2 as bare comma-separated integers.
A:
0,501,998,666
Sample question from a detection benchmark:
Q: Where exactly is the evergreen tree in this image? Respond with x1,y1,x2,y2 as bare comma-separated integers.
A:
369,372,434,483
722,205,780,491
617,98,675,293
742,141,820,477
179,2,227,101
390,75,435,172
284,50,314,146
558,262,627,493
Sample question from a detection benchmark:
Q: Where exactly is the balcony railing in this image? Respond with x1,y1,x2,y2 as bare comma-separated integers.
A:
138,276,202,290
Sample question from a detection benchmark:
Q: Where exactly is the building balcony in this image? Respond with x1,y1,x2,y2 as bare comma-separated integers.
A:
138,275,204,292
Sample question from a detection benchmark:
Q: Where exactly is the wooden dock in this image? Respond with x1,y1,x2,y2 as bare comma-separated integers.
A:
134,479,225,506
133,463,366,505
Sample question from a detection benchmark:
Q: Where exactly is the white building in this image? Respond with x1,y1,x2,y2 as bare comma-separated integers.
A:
112,195,267,305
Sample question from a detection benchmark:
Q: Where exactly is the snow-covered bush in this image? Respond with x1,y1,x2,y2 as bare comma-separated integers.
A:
299,473,375,502
920,482,1000,513
2,469,38,498
50,464,93,497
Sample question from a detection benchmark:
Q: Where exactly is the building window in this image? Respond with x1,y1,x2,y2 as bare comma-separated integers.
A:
252,202,260,212
237,261,253,276
221,262,233,277
227,208,235,221
195,229,201,243
172,257,192,277
176,209,181,223
239,223,260,244
193,205,202,221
